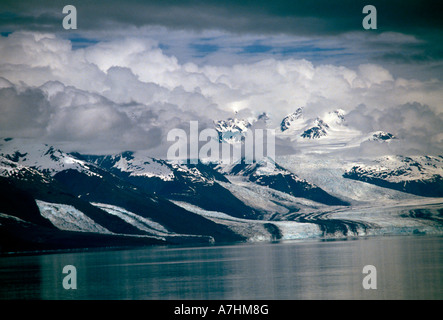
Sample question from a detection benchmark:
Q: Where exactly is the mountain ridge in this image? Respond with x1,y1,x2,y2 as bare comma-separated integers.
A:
1,137,443,253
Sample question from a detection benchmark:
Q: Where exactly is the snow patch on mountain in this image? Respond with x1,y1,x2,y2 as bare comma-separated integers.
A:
109,152,175,181
0,155,51,182
85,152,218,184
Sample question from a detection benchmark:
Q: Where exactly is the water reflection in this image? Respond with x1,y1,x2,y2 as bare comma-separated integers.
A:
0,255,43,299
0,236,442,300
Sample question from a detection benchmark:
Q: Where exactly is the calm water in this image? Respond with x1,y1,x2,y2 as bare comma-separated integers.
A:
1,235,442,300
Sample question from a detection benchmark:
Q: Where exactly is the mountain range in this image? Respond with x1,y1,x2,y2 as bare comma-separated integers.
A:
1,108,443,253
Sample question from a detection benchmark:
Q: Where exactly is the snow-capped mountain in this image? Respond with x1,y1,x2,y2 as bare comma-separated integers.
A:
0,138,359,251
0,138,102,178
299,109,347,139
277,108,358,145
80,151,260,219
215,108,361,150
0,139,247,251
257,112,270,122
300,118,330,139
216,158,349,206
81,151,175,181
280,108,304,132
1,135,443,254
0,155,51,183
367,131,397,142
343,155,443,197
214,117,253,143
325,109,346,125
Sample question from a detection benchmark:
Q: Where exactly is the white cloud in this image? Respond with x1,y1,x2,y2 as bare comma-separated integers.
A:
0,31,442,156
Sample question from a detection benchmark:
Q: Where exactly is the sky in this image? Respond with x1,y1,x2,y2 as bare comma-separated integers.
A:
0,0,442,157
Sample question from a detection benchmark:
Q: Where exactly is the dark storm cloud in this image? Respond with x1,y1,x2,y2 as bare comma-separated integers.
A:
1,0,442,66
1,0,442,35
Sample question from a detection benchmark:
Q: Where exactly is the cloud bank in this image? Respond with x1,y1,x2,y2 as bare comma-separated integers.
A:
0,32,442,156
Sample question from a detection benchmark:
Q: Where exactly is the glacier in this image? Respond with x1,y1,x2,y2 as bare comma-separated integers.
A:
1,135,443,250
36,200,111,234
172,201,322,242
91,202,170,236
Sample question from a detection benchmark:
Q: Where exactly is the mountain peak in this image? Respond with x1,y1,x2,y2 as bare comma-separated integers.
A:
370,131,397,142
214,117,253,143
85,152,175,181
300,118,329,139
0,138,98,177
327,109,346,124
257,112,270,122
280,107,303,132
0,155,51,183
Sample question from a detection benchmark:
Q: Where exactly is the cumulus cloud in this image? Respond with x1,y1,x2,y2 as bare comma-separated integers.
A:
0,31,442,157
343,102,443,156
0,85,51,137
2,1,442,84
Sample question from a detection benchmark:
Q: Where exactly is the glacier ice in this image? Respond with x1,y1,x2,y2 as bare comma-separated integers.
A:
36,200,111,233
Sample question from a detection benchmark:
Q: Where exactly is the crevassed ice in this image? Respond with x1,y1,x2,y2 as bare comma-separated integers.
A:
36,200,111,233
91,202,169,234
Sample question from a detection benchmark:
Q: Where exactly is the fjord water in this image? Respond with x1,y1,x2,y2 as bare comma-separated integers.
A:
1,235,442,300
